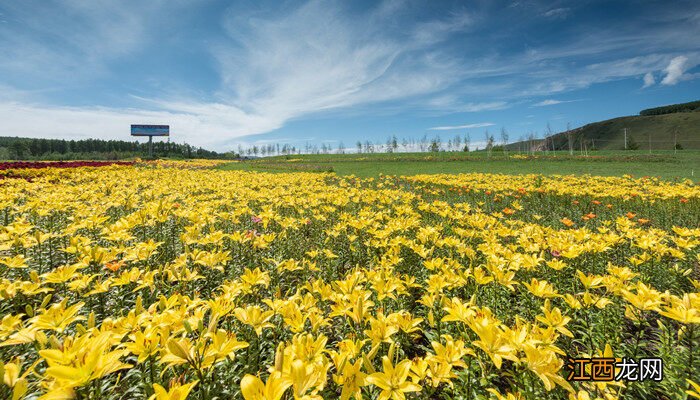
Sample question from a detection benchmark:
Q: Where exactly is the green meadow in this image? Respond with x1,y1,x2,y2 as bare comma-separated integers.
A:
218,150,700,180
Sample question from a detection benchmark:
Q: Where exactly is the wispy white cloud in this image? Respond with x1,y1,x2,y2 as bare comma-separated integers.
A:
518,52,699,97
543,8,570,19
532,99,579,107
661,55,693,85
215,0,469,115
1,0,474,147
0,1,157,82
428,123,495,131
0,101,266,148
642,72,656,88
411,10,473,45
460,102,509,112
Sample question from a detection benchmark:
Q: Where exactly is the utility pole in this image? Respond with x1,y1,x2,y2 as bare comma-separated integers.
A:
624,128,628,150
674,129,678,155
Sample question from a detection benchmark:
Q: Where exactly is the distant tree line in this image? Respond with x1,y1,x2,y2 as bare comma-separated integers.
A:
639,100,700,116
236,133,489,156
357,134,478,154
237,143,301,157
0,137,238,160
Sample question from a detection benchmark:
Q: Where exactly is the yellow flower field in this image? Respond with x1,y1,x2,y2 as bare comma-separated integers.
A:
0,162,698,399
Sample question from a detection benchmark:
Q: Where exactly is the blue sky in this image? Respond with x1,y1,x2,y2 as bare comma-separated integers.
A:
1,0,699,151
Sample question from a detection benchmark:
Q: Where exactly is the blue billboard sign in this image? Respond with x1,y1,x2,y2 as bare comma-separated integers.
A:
131,124,170,137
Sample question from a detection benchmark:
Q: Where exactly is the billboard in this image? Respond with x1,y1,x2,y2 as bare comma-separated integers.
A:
131,124,170,136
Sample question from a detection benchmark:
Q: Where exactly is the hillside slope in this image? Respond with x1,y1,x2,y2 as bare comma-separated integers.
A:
508,109,700,151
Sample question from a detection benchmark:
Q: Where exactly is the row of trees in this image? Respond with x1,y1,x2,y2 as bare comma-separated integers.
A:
236,131,517,156
355,133,481,154
235,134,481,157
0,137,238,160
235,124,626,158
236,143,301,157
639,100,700,116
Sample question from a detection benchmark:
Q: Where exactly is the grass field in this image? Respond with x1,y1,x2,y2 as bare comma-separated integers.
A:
219,150,700,180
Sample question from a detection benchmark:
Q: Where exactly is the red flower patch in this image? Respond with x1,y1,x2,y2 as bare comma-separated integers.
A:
0,161,134,170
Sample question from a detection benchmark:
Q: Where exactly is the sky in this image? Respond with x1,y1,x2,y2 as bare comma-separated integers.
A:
1,0,699,151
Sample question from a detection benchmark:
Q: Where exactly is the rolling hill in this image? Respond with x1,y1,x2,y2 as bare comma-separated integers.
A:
507,100,700,151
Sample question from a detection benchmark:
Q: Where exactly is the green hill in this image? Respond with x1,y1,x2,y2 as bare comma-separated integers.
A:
508,100,700,151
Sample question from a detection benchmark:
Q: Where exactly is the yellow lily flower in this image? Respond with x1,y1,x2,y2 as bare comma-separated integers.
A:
366,356,421,400
241,371,292,400
233,305,275,336
30,299,85,333
149,381,198,400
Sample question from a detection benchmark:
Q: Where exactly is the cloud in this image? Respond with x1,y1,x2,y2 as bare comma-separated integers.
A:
216,0,470,114
188,0,473,146
519,53,698,97
1,0,476,148
411,11,472,45
661,55,691,85
2,1,700,148
533,99,564,106
428,123,495,131
0,101,277,147
532,99,578,107
642,72,656,88
0,1,158,83
543,8,570,19
460,102,509,112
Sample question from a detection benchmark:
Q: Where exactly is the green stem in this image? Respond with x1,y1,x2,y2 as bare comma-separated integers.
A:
149,355,156,391
687,325,695,392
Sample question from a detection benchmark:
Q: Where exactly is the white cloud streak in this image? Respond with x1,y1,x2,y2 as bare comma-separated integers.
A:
661,55,691,85
642,72,656,88
543,8,570,19
428,123,495,131
532,99,579,107
460,102,509,112
214,0,470,119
